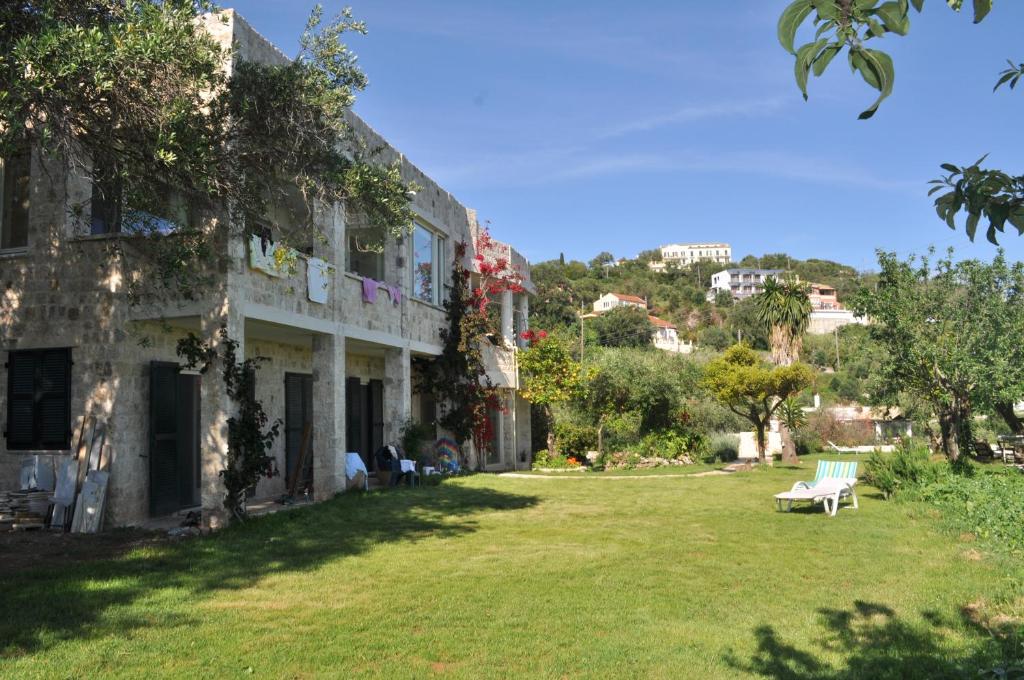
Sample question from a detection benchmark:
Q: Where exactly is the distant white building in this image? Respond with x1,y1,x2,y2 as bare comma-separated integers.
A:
592,292,647,313
805,282,867,334
650,315,693,354
709,268,785,301
649,242,732,272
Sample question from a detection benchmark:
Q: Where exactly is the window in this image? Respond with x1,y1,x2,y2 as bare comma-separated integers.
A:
411,222,445,305
90,163,187,236
1,150,31,249
5,348,72,450
90,162,122,235
346,230,384,280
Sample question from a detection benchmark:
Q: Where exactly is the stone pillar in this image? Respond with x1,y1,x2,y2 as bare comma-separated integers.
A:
383,346,412,445
199,303,243,529
516,294,529,348
312,332,346,500
501,290,514,346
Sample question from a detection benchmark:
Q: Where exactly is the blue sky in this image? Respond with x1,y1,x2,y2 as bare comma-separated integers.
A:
226,1,1024,270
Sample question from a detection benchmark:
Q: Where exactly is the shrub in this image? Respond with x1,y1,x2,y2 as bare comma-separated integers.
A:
806,411,876,447
918,470,1024,554
532,450,582,470
863,440,947,499
638,428,708,462
706,433,740,463
552,421,598,456
793,428,823,456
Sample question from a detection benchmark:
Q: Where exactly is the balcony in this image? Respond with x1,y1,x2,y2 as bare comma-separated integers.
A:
481,342,518,389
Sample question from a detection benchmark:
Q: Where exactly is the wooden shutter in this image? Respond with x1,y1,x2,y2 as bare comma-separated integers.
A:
149,362,180,516
284,373,305,488
369,379,384,457
5,351,35,448
37,349,71,449
345,377,363,462
5,348,71,450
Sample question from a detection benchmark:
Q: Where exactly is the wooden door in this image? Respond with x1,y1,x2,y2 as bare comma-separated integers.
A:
284,373,314,491
149,362,199,516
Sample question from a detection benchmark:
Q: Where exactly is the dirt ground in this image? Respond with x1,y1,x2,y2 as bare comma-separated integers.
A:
0,528,168,577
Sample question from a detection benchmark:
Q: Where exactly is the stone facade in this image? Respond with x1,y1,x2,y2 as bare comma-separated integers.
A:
0,10,533,528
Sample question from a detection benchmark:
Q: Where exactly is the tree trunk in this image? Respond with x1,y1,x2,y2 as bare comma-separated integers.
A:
779,421,799,465
597,422,604,455
545,405,557,456
994,401,1024,435
938,399,973,464
755,422,768,465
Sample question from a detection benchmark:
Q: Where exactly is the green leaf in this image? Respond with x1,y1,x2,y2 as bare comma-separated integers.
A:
812,43,842,76
911,0,925,10
874,2,910,35
854,49,895,119
1008,209,1024,235
972,0,992,23
940,163,960,173
778,0,814,54
994,71,1017,91
795,39,827,99
965,212,980,241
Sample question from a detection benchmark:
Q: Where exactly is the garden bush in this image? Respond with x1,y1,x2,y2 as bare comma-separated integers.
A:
918,470,1024,555
532,450,582,470
638,428,708,462
806,411,877,447
552,421,598,456
863,440,948,499
706,433,740,463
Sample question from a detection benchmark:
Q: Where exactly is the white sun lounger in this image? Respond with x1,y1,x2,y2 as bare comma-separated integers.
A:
774,460,859,517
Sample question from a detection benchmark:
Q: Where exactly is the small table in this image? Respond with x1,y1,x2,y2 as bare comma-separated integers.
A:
997,436,1024,464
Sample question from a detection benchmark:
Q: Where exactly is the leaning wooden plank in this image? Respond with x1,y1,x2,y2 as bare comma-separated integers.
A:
50,457,77,529
72,470,109,534
66,416,95,532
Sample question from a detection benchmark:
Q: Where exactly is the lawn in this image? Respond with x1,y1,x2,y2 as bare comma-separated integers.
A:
1,457,1020,679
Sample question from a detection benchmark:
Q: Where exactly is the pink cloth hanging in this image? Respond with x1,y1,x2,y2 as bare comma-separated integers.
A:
361,277,379,303
382,283,401,306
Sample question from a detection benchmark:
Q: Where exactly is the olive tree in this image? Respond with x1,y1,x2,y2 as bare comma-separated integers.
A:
701,345,814,463
852,250,1024,462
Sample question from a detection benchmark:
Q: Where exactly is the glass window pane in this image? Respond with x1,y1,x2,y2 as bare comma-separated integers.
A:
1,151,31,249
412,224,434,303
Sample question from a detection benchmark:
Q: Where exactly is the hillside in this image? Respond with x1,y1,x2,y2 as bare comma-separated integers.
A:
529,251,875,346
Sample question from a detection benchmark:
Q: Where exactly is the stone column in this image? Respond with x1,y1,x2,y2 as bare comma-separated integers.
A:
199,302,243,529
312,332,346,500
500,290,514,346
516,294,529,348
383,346,412,445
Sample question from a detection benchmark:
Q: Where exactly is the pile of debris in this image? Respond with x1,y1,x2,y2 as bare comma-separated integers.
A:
0,490,51,531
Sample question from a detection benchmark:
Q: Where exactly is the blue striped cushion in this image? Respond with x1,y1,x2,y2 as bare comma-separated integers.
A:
813,460,858,484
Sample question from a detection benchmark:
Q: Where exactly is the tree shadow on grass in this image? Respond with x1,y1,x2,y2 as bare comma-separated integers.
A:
0,483,538,657
724,600,1022,679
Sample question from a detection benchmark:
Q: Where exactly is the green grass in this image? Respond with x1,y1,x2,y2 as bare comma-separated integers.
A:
515,461,723,476
2,458,1021,679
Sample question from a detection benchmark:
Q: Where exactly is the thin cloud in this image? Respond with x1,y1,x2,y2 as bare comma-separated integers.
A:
599,97,789,139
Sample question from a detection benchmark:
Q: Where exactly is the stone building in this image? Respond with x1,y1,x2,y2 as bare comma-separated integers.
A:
0,10,533,528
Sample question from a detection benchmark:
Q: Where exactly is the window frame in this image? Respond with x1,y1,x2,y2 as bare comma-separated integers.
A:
0,149,31,251
410,221,446,306
5,348,73,451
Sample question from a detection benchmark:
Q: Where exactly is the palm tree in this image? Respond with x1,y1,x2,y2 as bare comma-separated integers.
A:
755,277,813,464
755,277,812,367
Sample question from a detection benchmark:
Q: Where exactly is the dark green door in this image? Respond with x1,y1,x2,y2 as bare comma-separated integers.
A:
149,362,199,516
284,373,314,491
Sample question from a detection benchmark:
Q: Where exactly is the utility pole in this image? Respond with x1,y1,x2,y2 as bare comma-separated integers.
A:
834,327,841,371
579,304,585,366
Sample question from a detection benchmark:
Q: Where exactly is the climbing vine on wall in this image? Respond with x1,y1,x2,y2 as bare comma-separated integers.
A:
416,228,525,460
177,326,280,521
